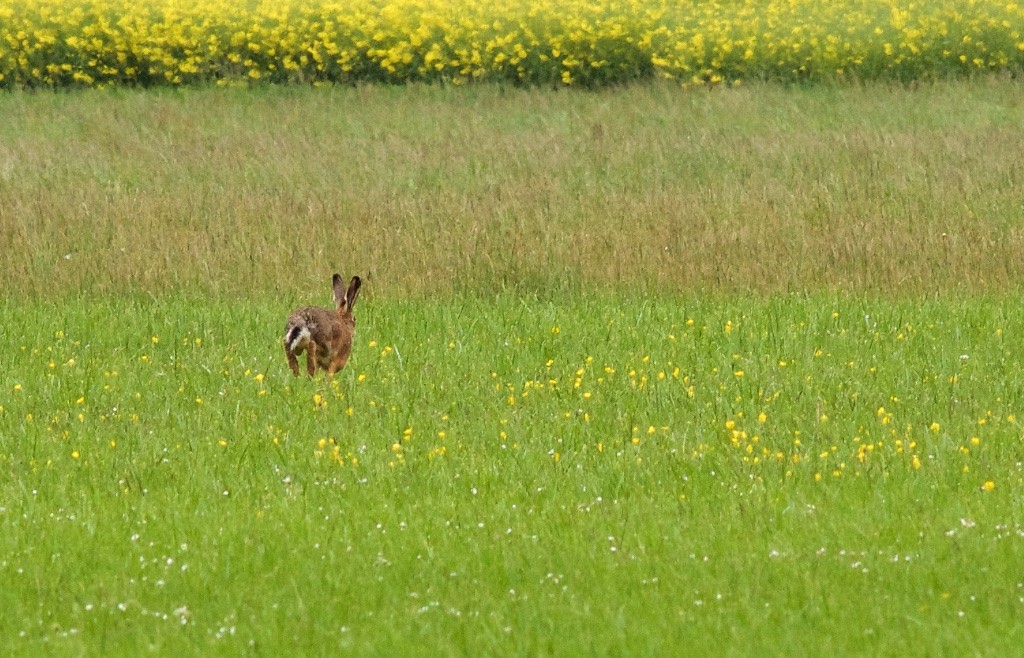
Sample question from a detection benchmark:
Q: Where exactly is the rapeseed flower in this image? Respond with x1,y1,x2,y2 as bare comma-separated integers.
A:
0,0,1020,90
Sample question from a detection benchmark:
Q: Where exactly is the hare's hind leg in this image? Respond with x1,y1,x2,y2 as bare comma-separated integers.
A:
305,341,319,377
285,343,301,376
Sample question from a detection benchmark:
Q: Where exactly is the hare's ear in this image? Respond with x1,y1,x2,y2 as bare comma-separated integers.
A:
345,276,362,310
332,273,346,308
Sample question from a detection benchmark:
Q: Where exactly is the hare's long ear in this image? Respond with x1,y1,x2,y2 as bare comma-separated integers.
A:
332,273,346,309
345,276,362,310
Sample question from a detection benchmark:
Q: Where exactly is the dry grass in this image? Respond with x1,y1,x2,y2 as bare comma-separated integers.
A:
1,80,1022,299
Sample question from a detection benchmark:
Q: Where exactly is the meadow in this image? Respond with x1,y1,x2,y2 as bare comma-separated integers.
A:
3,81,1024,298
2,79,1024,654
4,294,1024,654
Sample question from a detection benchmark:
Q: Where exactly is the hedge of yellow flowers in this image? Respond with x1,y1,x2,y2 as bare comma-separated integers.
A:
1,0,1022,88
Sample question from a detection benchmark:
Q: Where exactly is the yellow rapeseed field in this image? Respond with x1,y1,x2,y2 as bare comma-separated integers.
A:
1,0,1022,87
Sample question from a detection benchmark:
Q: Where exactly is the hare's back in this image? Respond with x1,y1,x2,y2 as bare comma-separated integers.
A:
287,306,340,332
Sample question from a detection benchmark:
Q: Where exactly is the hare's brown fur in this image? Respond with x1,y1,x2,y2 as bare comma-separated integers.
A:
284,274,361,377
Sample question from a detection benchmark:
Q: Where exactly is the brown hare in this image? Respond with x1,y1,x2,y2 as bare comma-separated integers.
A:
284,274,361,377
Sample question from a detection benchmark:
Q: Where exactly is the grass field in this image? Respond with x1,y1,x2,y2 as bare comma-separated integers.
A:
4,295,1024,654
2,80,1023,298
2,80,1024,654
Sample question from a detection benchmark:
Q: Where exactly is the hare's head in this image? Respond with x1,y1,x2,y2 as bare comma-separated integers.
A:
333,274,361,320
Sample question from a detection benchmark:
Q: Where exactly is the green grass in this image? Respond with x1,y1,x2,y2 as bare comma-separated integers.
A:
2,294,1024,654
2,80,1024,654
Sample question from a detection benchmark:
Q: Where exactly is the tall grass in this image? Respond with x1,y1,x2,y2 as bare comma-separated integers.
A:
2,295,1024,653
1,80,1023,299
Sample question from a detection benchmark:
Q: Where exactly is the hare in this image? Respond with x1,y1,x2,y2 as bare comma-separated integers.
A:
284,274,362,377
